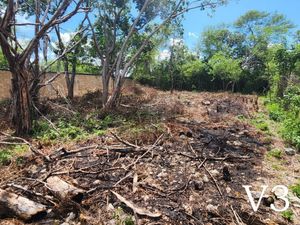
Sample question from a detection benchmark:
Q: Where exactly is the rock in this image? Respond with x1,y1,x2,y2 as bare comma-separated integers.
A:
206,204,218,213
263,196,274,207
226,187,232,194
202,100,211,106
210,169,219,177
285,148,296,156
203,175,209,183
233,141,242,147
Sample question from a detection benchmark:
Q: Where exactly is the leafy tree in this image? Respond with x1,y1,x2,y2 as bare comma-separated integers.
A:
88,0,228,111
208,51,242,91
200,26,245,60
0,0,84,134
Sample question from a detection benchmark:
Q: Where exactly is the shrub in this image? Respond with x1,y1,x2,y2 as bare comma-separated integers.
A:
281,210,294,221
266,102,284,121
282,118,300,150
291,181,300,198
267,148,283,159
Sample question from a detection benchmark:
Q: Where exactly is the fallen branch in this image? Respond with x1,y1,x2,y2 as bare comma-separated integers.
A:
111,191,161,218
46,176,85,203
111,132,139,149
0,188,47,221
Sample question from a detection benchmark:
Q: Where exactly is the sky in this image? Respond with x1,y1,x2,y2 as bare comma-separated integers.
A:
183,0,300,49
14,0,300,59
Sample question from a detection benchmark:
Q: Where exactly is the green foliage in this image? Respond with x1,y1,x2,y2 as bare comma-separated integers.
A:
291,181,300,198
281,210,294,221
32,115,122,142
282,117,300,149
251,113,269,132
267,148,283,159
0,145,28,165
208,51,242,89
112,207,134,225
0,49,8,70
266,102,284,121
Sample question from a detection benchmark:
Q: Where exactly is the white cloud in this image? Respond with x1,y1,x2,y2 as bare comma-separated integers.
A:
188,32,198,39
170,38,183,46
158,49,171,61
60,32,75,44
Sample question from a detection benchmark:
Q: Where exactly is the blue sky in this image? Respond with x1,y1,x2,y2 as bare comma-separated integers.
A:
183,0,300,49
15,0,300,55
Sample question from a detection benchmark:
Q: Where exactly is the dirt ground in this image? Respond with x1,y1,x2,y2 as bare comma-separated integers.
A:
0,87,299,225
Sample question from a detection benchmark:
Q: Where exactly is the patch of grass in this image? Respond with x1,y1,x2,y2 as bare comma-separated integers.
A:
271,163,284,170
281,210,294,221
0,145,28,165
291,181,300,198
118,122,165,145
32,114,124,143
112,207,134,225
251,114,269,132
267,148,283,159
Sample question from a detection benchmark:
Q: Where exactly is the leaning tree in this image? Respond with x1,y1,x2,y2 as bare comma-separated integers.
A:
0,0,85,134
88,0,228,112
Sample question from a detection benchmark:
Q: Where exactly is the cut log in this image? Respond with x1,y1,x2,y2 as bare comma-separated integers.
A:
0,188,47,221
46,176,84,202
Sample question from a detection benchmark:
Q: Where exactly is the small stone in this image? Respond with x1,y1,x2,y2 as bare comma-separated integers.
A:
210,169,220,177
285,148,296,156
203,175,209,183
202,100,211,106
206,204,218,212
233,141,242,146
226,187,232,194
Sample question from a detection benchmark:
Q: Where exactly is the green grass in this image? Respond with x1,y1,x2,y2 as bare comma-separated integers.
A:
291,181,300,198
31,114,124,143
281,210,294,221
267,148,283,159
250,113,270,132
0,145,28,165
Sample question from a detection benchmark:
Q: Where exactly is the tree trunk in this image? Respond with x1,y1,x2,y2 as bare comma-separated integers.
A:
277,73,289,98
102,74,122,111
102,60,110,106
10,66,32,135
67,58,77,100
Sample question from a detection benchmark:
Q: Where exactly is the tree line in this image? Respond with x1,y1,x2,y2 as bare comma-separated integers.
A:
134,10,300,96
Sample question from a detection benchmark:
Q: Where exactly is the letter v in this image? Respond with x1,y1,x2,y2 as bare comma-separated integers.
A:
242,185,268,212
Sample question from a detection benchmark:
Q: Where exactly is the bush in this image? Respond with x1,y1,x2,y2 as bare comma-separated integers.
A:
31,114,121,142
266,102,284,121
0,145,28,165
282,118,300,150
267,148,283,159
291,181,300,198
281,210,294,221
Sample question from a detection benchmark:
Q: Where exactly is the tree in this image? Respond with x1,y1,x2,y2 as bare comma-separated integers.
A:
208,51,242,91
88,0,228,112
200,26,245,60
235,10,294,71
54,20,88,100
0,0,84,134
